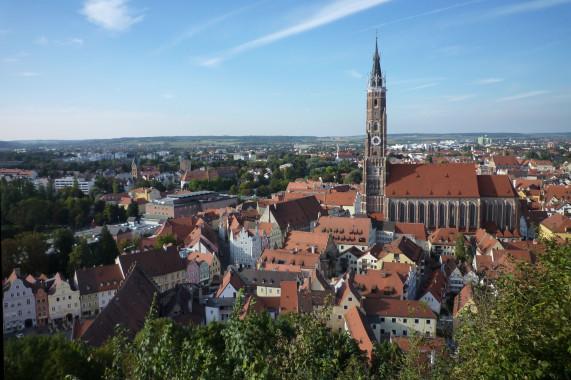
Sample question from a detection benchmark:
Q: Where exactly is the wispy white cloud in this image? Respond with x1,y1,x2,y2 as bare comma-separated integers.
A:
199,0,391,66
370,0,486,28
3,58,18,63
80,0,145,31
161,93,174,99
406,83,438,91
498,90,548,102
36,36,48,46
492,0,570,17
473,78,503,85
155,2,266,54
19,72,43,77
347,70,363,79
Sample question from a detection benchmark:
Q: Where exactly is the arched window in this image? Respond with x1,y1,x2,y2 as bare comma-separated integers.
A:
389,202,396,221
448,202,456,227
398,202,405,223
459,203,466,228
487,203,494,222
439,203,446,227
373,122,378,131
497,203,504,229
506,203,512,230
419,203,426,224
408,202,415,223
429,203,435,227
469,203,477,228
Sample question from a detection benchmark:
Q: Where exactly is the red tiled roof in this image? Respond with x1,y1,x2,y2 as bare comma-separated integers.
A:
420,269,447,303
491,156,519,167
477,175,518,197
280,281,299,313
363,298,437,319
382,236,423,263
386,163,479,198
283,231,331,253
353,270,405,299
345,306,376,360
395,223,427,241
316,216,372,246
215,268,247,298
453,285,474,317
540,213,571,233
116,246,186,279
74,264,123,295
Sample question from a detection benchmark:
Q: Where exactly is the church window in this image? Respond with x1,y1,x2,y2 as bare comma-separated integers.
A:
439,203,446,227
374,99,378,108
448,203,456,227
487,203,494,222
469,203,477,227
398,202,405,223
389,203,396,221
408,202,415,223
459,203,466,228
419,203,426,224
497,203,504,229
429,203,435,227
506,203,512,229
373,122,378,131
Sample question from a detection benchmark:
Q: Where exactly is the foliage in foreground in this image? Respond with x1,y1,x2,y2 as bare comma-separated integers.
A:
4,240,570,379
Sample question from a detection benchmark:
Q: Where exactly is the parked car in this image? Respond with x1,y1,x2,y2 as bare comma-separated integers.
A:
16,333,24,339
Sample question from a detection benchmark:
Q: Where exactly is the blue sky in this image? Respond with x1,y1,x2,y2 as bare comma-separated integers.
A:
1,0,570,140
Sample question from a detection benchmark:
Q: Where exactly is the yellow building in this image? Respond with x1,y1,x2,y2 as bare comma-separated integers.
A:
539,213,571,241
48,273,80,324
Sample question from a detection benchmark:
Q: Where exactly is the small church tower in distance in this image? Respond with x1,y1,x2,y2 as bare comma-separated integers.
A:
362,37,387,215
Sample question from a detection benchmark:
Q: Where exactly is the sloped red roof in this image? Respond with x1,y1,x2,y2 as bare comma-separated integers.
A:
540,213,571,233
395,223,427,241
386,163,479,198
345,306,376,360
477,175,518,197
491,156,519,167
280,281,299,313
363,298,436,319
420,269,447,303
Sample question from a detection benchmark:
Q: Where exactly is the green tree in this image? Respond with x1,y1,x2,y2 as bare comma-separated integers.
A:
344,169,363,184
4,333,108,380
53,228,75,274
18,232,48,275
454,233,467,262
426,154,433,163
155,233,176,249
127,200,139,218
94,225,120,265
67,239,93,276
1,238,20,278
453,239,571,378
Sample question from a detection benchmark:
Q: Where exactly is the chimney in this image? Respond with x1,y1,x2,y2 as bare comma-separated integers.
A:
381,271,387,278
359,296,365,309
311,246,315,253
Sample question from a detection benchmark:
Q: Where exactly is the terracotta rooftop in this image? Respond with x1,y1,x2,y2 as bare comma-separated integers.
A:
79,264,160,347
267,196,324,230
381,236,423,263
540,213,571,233
395,223,427,241
345,306,376,360
283,230,332,253
453,285,474,317
258,249,320,271
477,175,518,197
491,155,519,167
419,269,447,303
280,281,299,313
116,246,186,279
74,264,123,295
428,228,464,246
353,270,406,299
316,216,372,246
386,163,479,198
363,298,437,319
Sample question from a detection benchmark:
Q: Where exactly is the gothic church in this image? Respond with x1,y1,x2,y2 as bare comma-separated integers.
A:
361,39,519,232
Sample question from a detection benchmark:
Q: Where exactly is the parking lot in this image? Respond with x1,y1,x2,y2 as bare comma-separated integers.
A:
4,324,73,344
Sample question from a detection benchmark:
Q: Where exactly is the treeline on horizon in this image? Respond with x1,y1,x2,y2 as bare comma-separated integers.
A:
4,239,570,380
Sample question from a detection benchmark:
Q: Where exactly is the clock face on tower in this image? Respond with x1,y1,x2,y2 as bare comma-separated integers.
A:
371,136,382,146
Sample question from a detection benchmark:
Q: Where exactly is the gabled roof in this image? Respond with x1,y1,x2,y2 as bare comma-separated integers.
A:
268,196,324,230
353,270,405,299
187,251,218,266
74,264,123,295
382,236,423,263
395,222,427,241
540,213,571,233
428,228,463,246
116,246,186,279
363,298,436,319
345,306,376,360
491,155,519,167
316,216,372,246
258,249,320,271
215,268,247,298
80,264,161,347
386,163,479,198
419,269,447,303
453,285,474,317
283,230,332,253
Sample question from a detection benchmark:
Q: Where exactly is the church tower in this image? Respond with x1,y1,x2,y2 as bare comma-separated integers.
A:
362,37,387,214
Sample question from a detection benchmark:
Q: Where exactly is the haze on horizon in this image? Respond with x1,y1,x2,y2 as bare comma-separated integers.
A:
1,0,570,141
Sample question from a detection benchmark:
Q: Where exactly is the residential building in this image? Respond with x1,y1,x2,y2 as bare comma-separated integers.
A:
74,264,123,317
54,176,94,195
186,251,221,281
48,273,81,324
3,269,36,333
313,215,375,252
